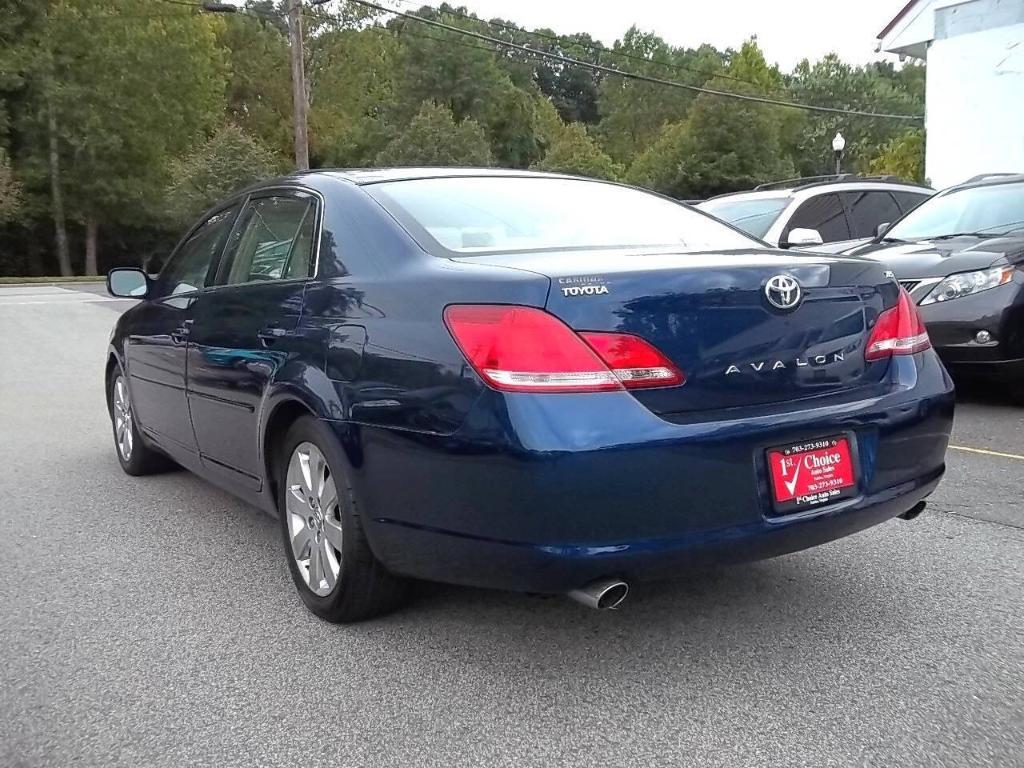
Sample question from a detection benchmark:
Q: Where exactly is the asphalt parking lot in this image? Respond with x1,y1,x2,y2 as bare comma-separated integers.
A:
1,283,1022,767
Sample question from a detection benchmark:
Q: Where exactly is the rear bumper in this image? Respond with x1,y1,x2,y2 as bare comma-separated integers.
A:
357,468,942,593
340,352,954,594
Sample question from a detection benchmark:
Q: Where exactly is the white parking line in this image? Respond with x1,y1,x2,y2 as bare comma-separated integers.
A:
0,297,127,306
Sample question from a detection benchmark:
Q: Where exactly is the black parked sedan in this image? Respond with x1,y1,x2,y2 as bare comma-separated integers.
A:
848,174,1024,382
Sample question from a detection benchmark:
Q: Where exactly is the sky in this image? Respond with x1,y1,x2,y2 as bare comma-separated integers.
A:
405,0,909,71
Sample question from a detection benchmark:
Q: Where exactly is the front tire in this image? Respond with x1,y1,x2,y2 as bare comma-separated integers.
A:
108,366,173,476
278,416,409,622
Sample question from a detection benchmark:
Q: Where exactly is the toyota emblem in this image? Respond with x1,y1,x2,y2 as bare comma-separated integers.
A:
765,274,802,311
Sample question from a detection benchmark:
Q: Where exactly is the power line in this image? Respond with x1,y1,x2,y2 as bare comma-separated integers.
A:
386,0,767,91
349,0,924,122
162,0,923,122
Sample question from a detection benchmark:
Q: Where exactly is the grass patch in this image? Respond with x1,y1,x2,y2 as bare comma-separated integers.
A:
0,275,104,285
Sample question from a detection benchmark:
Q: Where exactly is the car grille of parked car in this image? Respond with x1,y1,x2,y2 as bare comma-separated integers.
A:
899,280,920,293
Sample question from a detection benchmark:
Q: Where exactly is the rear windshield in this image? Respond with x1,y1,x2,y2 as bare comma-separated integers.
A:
367,176,757,255
887,181,1024,240
697,196,790,238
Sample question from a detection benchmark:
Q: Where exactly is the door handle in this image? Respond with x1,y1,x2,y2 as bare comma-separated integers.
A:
258,326,293,346
170,319,193,344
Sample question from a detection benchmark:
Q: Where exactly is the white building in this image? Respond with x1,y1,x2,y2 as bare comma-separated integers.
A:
877,0,1024,189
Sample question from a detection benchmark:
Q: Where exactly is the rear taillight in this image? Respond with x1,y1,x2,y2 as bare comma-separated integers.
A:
579,331,685,389
864,288,931,361
444,305,684,393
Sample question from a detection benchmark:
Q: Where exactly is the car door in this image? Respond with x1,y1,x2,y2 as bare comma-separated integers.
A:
122,205,239,455
185,189,319,487
840,190,903,239
781,193,851,247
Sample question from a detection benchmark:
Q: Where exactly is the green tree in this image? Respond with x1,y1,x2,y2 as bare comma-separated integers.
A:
388,10,539,166
532,102,621,179
16,0,227,274
629,41,793,198
0,148,21,220
867,129,925,182
166,124,282,225
785,55,924,176
625,120,690,194
310,26,400,167
217,9,293,159
374,101,492,167
596,29,724,164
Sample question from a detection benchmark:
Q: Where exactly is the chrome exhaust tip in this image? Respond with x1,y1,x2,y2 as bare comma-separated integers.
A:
898,501,927,521
568,579,629,610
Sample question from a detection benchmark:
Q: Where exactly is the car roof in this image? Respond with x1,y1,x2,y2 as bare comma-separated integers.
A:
299,167,580,186
702,180,934,205
949,173,1024,191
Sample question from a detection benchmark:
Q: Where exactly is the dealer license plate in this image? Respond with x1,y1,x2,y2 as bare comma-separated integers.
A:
766,436,857,513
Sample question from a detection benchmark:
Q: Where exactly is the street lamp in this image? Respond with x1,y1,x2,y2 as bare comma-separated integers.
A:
832,132,846,176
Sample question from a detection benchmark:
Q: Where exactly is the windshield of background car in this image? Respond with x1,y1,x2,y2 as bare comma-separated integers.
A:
887,181,1024,240
368,177,759,255
696,195,790,238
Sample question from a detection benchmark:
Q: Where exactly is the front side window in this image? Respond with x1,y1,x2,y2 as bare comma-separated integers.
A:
696,195,791,239
368,177,758,255
841,191,902,239
159,207,238,296
784,194,850,244
218,195,317,285
887,181,1024,241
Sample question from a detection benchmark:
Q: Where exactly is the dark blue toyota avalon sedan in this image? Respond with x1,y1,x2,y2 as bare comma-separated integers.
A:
105,168,954,621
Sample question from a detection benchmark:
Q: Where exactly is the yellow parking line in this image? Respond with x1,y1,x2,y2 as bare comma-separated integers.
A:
950,445,1024,462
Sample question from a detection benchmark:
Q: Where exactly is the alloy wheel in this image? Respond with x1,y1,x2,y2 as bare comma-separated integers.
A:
112,376,134,461
285,442,343,596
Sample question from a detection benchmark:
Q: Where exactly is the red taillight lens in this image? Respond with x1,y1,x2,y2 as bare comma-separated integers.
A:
443,305,684,393
579,331,685,389
864,288,931,361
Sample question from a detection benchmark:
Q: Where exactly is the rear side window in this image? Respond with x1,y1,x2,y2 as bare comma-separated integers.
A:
893,192,929,214
841,191,902,238
159,206,238,296
783,194,850,244
217,195,317,285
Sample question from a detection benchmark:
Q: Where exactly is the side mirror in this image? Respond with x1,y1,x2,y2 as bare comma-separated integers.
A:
107,267,150,299
875,222,891,238
784,228,824,248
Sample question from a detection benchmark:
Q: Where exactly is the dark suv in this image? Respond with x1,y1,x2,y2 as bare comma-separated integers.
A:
847,174,1024,382
698,175,933,253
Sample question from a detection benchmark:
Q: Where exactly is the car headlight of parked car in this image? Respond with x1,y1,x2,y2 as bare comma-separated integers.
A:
920,265,1015,305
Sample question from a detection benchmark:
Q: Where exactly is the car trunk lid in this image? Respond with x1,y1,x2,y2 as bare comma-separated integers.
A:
455,248,896,416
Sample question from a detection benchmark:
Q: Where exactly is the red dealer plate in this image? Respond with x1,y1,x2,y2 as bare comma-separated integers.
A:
766,435,857,513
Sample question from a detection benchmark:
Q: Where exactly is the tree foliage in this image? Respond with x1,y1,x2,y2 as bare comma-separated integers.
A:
533,101,621,180
374,101,493,167
868,129,925,182
0,3,929,275
0,149,21,220
166,124,283,225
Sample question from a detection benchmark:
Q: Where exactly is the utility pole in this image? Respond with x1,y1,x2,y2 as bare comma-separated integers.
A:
202,0,313,171
286,0,310,170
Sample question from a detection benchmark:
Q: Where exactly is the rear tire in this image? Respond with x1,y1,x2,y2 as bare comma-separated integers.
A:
277,415,409,622
108,365,174,476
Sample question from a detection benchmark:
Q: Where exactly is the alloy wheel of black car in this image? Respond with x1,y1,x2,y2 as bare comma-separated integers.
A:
277,415,408,622
108,366,174,476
